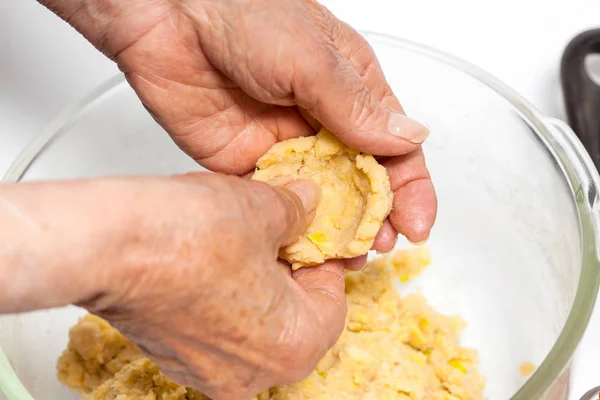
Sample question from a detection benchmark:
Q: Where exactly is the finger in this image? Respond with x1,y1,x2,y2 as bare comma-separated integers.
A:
371,219,397,253
292,260,347,348
294,52,428,156
292,24,428,157
342,254,368,271
331,23,435,246
269,180,321,247
384,149,437,242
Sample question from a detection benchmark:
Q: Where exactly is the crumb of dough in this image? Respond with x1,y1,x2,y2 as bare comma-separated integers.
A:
252,128,393,269
390,245,431,282
519,361,535,377
58,247,485,400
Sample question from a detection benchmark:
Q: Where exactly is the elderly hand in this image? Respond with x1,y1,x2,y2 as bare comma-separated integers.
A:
46,0,437,254
0,174,345,399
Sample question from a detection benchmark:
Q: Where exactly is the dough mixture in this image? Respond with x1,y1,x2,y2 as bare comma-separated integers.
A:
252,128,393,269
58,247,485,400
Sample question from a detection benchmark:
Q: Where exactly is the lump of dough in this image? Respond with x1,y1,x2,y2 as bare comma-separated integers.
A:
58,315,265,400
268,247,485,400
57,314,144,393
252,128,393,269
82,359,208,400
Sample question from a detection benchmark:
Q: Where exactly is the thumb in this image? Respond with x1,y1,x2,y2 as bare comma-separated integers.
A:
292,260,347,348
293,44,429,156
268,179,321,247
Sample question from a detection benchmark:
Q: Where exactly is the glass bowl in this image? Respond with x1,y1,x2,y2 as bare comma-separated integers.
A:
2,32,600,400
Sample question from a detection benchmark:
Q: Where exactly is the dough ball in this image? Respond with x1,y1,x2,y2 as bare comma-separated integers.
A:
252,128,393,269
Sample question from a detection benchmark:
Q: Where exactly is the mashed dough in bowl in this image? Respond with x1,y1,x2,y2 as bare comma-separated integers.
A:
57,247,485,400
252,128,393,269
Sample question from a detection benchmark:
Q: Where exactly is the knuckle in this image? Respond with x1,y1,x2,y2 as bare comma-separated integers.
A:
276,188,304,233
348,85,374,130
275,335,320,383
268,304,322,383
255,185,299,240
292,48,339,111
359,54,378,79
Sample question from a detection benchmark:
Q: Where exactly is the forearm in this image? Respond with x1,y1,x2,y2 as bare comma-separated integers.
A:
0,179,140,313
37,0,173,58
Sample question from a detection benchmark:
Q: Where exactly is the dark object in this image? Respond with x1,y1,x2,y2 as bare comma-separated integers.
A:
561,28,600,170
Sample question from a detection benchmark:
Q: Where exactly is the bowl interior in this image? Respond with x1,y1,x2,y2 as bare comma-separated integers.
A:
0,33,587,400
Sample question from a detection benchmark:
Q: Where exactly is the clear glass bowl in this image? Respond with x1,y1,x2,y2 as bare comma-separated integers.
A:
2,32,600,400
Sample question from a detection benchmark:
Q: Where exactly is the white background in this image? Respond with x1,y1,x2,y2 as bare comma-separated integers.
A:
1,0,600,397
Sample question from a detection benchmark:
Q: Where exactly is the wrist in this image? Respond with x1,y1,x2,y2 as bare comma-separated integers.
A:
38,0,176,58
0,179,144,313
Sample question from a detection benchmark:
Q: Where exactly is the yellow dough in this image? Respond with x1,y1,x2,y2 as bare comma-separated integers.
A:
57,314,144,393
58,248,485,400
82,359,209,400
252,128,393,269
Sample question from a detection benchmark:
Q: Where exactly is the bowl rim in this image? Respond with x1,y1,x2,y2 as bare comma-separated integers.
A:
2,31,600,400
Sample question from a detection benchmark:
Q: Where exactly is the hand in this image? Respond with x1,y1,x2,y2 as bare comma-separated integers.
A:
51,0,438,256
0,174,345,399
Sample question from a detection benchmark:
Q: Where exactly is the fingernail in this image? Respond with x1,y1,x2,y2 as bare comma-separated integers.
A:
285,180,321,213
408,234,429,246
387,113,430,144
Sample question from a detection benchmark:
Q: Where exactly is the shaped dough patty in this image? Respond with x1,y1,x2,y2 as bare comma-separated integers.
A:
252,128,393,269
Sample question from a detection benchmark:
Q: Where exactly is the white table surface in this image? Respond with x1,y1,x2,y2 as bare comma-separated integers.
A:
1,0,599,398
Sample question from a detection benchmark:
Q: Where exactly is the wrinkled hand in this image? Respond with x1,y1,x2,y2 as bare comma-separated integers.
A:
1,174,344,399
86,175,345,399
59,0,437,254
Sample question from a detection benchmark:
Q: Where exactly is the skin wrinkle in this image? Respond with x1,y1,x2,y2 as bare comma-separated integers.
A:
58,0,86,26
95,2,129,53
193,108,278,165
221,20,240,81
270,187,307,246
332,22,371,68
271,298,309,375
244,10,294,104
345,84,376,133
234,4,266,97
122,53,236,91
357,54,378,79
174,302,292,391
110,2,177,59
126,72,170,93
238,6,264,91
170,92,239,133
293,50,343,113
385,148,430,190
260,277,292,347
180,1,231,79
268,23,295,104
111,186,225,308
244,183,276,240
